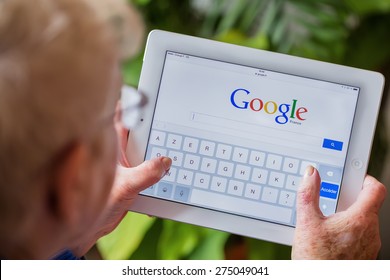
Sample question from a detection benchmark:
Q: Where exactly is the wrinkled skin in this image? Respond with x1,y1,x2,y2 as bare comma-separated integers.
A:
292,166,386,259
71,110,172,257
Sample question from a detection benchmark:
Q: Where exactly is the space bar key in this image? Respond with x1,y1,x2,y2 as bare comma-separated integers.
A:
190,189,292,224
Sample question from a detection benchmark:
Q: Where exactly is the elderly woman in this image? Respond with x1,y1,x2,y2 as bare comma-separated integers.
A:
0,0,171,259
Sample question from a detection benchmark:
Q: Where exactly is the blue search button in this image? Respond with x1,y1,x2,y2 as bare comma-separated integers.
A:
322,138,343,151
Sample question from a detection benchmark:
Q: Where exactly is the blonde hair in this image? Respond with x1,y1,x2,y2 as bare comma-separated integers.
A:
0,0,144,240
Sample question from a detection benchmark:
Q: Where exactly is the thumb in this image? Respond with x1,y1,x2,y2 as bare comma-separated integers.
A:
116,156,172,196
349,175,386,215
295,166,324,226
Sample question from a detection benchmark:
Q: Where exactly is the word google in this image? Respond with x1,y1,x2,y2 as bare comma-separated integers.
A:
230,88,308,125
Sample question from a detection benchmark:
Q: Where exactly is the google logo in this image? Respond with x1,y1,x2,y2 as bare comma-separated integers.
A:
230,88,308,125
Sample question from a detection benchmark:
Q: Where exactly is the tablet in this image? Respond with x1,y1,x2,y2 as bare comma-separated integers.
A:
124,30,384,245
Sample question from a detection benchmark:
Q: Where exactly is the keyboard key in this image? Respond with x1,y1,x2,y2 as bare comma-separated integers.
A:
300,161,318,175
268,171,285,188
162,167,176,182
193,173,210,189
228,180,244,196
266,154,283,170
200,158,217,173
150,130,166,146
177,169,194,186
251,168,268,184
168,150,183,167
166,133,182,150
261,187,279,203
234,164,251,180
217,161,234,177
157,182,173,199
319,197,337,216
282,157,299,174
232,147,249,163
216,143,232,160
174,185,190,202
199,140,216,157
150,147,167,158
210,176,227,193
183,154,200,170
249,150,266,167
286,175,301,191
142,184,156,195
183,137,199,153
279,190,296,207
190,189,292,223
244,184,262,200
319,165,342,183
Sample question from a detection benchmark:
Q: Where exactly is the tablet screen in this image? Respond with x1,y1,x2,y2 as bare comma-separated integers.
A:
140,51,359,227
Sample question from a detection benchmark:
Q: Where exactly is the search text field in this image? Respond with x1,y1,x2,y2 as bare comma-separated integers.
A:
191,112,324,151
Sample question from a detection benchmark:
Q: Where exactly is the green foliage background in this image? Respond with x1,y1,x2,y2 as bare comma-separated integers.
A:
98,0,390,260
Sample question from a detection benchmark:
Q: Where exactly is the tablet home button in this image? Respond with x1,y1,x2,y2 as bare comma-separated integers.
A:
351,159,363,169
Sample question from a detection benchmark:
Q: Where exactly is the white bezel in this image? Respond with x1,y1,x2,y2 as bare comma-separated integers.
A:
125,30,384,245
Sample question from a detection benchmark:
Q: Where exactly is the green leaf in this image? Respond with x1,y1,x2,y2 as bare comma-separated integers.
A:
122,53,144,87
200,0,225,37
344,14,390,69
158,220,201,260
239,0,267,31
216,0,249,35
130,218,163,259
259,0,283,34
215,29,248,45
246,238,291,260
129,0,151,6
187,230,230,260
343,0,390,15
270,16,287,46
215,30,269,50
247,32,270,50
97,212,155,260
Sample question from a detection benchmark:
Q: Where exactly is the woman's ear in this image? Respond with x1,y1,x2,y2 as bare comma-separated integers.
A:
48,142,91,230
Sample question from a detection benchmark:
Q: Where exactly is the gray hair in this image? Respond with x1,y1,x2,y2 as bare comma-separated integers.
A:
0,0,144,241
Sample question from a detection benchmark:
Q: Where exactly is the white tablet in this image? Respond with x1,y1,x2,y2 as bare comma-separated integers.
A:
124,30,384,245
